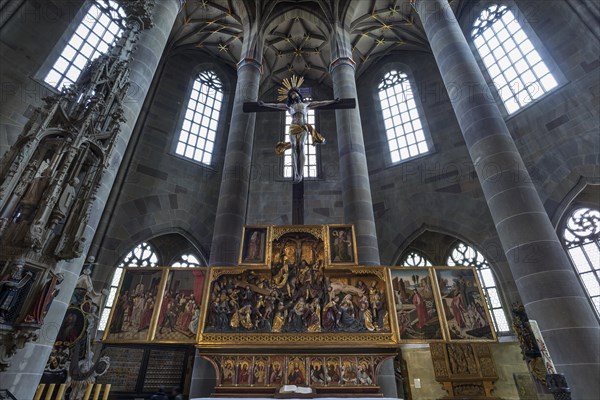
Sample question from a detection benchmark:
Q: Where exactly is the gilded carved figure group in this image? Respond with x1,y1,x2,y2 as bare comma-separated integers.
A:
205,259,390,335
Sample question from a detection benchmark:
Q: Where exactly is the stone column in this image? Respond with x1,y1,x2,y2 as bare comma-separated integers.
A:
0,1,181,398
208,58,262,266
193,57,261,398
413,0,599,397
329,24,380,265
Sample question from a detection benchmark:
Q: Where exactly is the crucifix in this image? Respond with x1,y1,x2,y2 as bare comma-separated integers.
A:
243,75,355,184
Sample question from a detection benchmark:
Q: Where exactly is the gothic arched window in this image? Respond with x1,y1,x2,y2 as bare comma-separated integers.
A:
562,207,600,316
378,70,430,163
400,250,433,267
44,0,126,89
283,98,318,179
175,71,223,165
171,253,202,268
446,242,510,333
472,4,558,114
98,242,159,331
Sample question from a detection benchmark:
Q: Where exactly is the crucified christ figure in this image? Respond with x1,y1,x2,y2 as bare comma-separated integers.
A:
258,89,338,183
243,75,355,183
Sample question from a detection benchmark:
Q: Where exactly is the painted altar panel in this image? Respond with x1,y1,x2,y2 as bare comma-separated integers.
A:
390,267,445,342
152,268,205,343
326,224,358,265
434,267,496,341
207,354,388,390
103,268,165,343
239,226,270,266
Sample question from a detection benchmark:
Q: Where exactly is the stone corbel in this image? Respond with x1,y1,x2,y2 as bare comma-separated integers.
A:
0,326,38,371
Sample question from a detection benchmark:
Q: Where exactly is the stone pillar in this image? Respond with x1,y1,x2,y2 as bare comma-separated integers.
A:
0,1,181,398
194,52,262,398
413,0,599,397
329,24,380,265
208,58,262,266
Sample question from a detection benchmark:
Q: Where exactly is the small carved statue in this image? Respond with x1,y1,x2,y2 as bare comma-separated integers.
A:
71,265,108,307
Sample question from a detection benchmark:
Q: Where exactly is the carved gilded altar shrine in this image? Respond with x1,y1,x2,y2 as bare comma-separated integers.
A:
99,224,501,398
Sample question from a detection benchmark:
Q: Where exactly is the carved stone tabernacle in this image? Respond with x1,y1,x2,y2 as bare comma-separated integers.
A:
0,0,154,383
430,342,499,399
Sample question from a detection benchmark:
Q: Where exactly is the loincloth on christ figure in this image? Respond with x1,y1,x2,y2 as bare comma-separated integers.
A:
275,123,326,155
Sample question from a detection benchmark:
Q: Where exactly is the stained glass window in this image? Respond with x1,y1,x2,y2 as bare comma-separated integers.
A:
378,70,430,163
563,207,600,315
472,4,558,114
44,0,125,90
171,253,201,268
400,251,433,267
175,71,223,165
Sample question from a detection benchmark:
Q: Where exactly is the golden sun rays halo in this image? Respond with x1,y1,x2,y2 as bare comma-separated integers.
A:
277,74,305,101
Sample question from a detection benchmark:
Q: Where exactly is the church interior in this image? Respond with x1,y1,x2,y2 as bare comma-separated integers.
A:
0,0,599,399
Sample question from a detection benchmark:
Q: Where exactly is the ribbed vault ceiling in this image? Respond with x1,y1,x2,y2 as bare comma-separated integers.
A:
169,0,465,89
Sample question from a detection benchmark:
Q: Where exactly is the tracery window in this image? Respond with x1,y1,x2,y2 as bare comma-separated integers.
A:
446,242,510,333
378,70,430,163
472,4,558,114
98,242,159,331
175,71,223,165
400,250,433,267
283,99,318,179
171,253,201,268
562,207,600,315
44,0,126,90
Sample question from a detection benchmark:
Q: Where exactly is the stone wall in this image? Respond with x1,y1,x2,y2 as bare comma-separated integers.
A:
92,49,236,283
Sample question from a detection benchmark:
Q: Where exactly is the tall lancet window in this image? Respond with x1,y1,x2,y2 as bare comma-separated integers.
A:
472,4,558,114
44,0,126,89
562,207,600,316
175,71,223,165
446,242,510,334
283,99,318,179
98,242,159,331
378,70,430,163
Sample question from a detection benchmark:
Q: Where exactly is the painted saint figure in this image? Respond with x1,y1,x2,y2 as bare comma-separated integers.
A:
288,362,305,385
412,289,428,329
245,231,262,262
